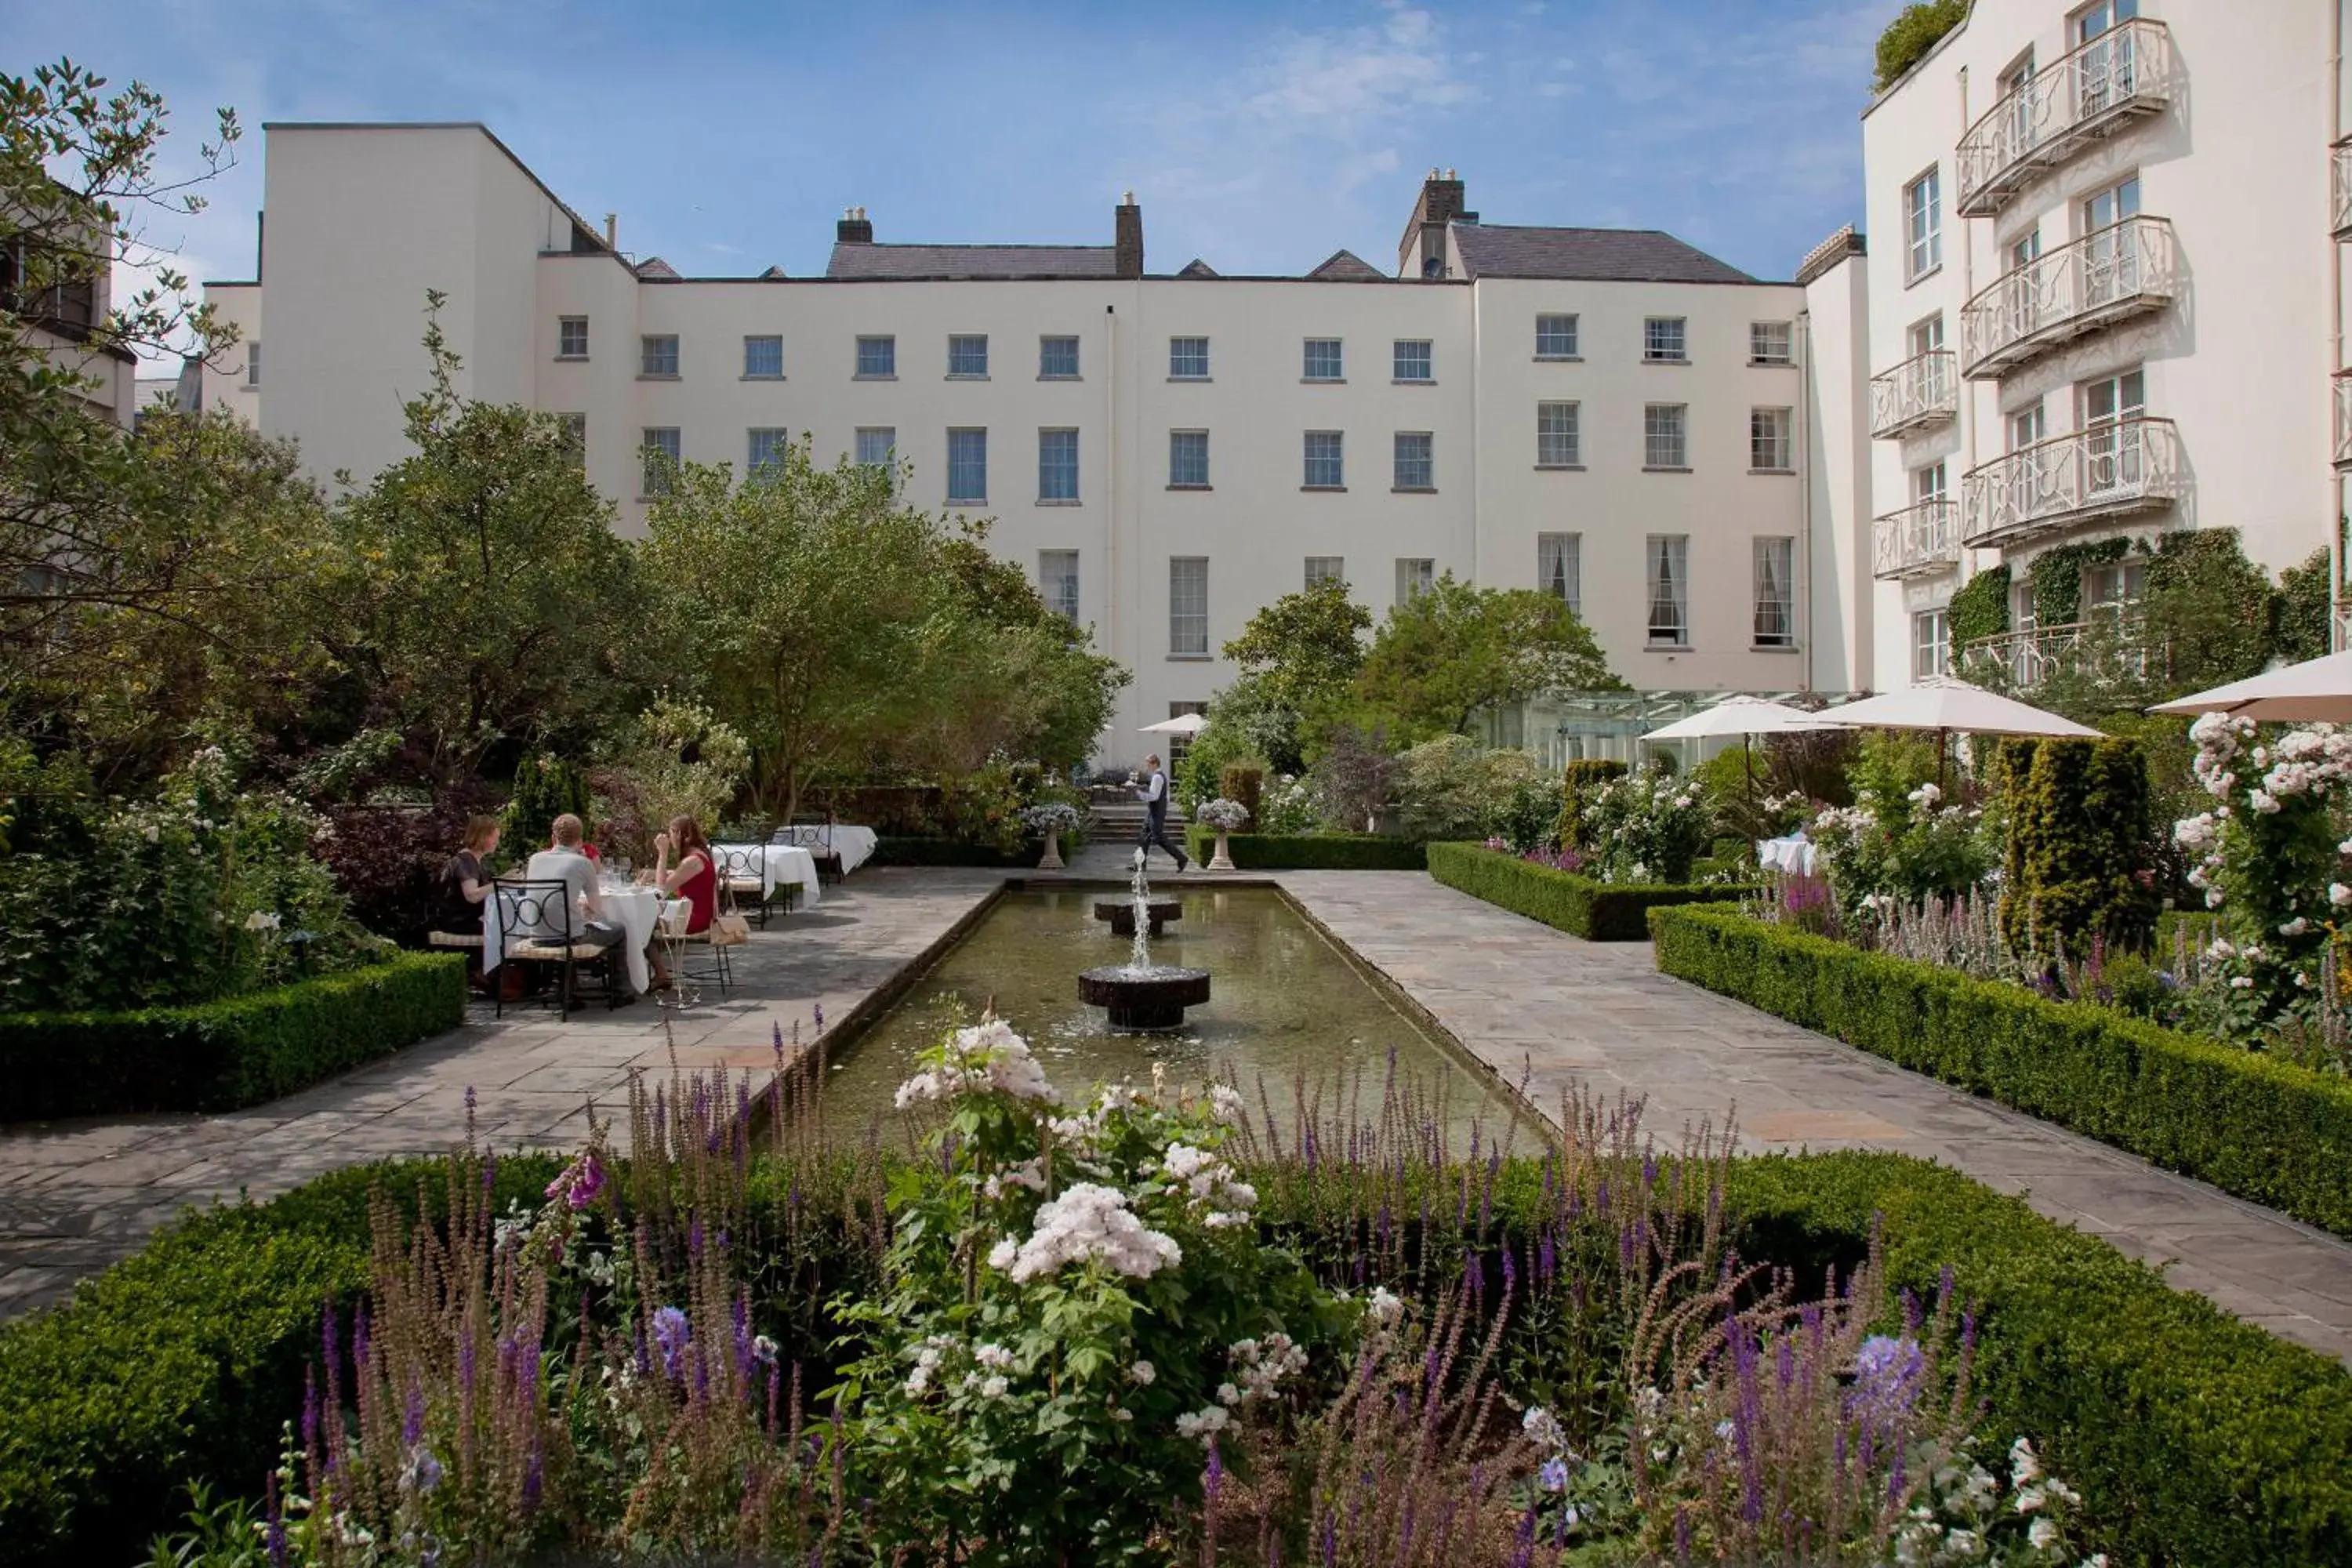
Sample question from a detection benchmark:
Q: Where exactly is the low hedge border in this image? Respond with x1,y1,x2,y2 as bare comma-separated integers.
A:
1650,902,2352,1238
867,834,1071,868
1427,840,1758,941
0,953,466,1122
1181,829,1427,870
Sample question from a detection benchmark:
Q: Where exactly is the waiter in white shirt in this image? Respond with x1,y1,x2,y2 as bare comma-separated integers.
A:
1133,753,1191,872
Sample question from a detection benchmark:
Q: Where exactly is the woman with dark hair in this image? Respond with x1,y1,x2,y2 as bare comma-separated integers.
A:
434,815,500,935
645,815,716,987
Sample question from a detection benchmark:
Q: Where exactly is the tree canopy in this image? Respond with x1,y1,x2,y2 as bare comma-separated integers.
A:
1342,574,1621,742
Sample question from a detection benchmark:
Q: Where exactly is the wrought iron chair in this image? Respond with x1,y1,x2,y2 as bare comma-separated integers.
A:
491,877,622,1018
782,817,844,885
668,884,738,997
717,844,775,928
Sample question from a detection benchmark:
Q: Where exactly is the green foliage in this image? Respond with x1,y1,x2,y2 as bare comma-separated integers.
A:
1219,579,1371,762
0,952,463,1120
1392,735,1542,844
1650,903,2352,1236
1345,574,1621,743
2027,538,2128,631
2276,547,2336,666
1873,0,1969,91
499,751,589,858
1946,564,2009,650
1180,829,1425,869
1197,673,1309,777
1171,718,1248,814
1555,759,1628,851
1580,766,1713,883
1429,841,1755,942
869,835,1066,867
1996,739,2158,956
588,693,750,862
1218,760,1266,831
2141,529,2278,695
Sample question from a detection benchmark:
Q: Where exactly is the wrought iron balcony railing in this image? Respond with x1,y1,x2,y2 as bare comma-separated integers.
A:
1959,416,2182,549
2335,369,2352,471
1959,217,2175,379
1871,499,1961,580
2335,141,2352,241
1961,617,2151,690
1956,19,2175,217
1869,350,1957,439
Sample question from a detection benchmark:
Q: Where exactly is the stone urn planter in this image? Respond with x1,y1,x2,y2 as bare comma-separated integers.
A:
1021,807,1081,873
1207,831,1236,872
1194,799,1250,873
1036,832,1065,871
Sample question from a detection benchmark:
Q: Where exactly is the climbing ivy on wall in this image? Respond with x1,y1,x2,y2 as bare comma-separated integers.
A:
2027,539,2129,629
1946,564,2010,651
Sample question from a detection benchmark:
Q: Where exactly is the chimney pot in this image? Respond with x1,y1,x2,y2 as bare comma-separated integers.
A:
604,212,617,248
1443,167,1457,180
1114,194,1143,279
837,206,874,245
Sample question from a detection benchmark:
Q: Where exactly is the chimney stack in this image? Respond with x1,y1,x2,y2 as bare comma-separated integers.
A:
837,205,873,244
1398,169,1472,279
604,212,617,249
1114,191,1143,280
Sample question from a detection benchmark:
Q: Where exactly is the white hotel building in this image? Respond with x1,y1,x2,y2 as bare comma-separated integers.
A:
185,1,2352,758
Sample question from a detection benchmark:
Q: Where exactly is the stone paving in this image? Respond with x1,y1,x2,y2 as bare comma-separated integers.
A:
5,851,2352,1370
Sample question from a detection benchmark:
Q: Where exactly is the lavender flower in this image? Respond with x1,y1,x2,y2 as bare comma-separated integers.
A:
1538,1457,1570,1492
653,1305,691,1378
1849,1333,1926,1432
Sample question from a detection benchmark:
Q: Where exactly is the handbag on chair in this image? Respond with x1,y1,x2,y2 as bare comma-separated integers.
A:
710,911,752,946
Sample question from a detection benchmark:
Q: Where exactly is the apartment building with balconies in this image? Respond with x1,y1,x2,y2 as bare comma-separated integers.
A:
197,123,1870,753
1863,0,2343,688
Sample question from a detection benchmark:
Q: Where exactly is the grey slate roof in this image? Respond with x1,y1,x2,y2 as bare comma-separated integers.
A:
1450,224,1759,285
1178,258,1220,278
825,242,1119,281
1306,249,1388,281
634,255,680,280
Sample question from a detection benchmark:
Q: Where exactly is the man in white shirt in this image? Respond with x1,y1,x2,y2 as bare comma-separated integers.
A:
518,814,624,953
1134,753,1190,872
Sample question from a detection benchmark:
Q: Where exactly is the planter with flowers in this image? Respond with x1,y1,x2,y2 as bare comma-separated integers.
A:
1193,797,1251,870
1018,801,1082,871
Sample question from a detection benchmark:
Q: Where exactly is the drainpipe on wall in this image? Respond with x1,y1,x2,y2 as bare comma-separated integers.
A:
1798,309,1815,694
2332,0,2346,647
1104,302,1119,723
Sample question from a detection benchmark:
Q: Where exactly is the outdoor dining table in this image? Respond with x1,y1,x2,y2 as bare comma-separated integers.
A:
714,842,822,908
829,826,878,873
481,881,684,996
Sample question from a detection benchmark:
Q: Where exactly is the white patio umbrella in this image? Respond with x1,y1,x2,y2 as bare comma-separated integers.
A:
1138,712,1210,736
1819,677,2100,784
1642,695,1843,815
2147,650,2352,724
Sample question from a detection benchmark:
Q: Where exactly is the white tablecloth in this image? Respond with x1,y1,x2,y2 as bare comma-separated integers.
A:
483,883,683,995
771,826,877,873
1757,834,1817,876
714,843,822,907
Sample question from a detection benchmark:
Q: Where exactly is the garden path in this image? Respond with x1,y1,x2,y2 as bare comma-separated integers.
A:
1279,870,2352,1367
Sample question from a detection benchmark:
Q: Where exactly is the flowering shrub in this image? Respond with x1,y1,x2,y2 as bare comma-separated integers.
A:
1193,797,1251,832
1807,780,1995,913
1255,773,1318,835
1581,766,1712,884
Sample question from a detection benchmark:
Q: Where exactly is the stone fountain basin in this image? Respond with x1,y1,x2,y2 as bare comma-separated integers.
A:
1093,897,1184,938
1077,964,1211,1030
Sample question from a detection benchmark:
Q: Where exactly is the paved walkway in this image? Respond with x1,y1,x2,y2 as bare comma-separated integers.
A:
5,856,2351,1368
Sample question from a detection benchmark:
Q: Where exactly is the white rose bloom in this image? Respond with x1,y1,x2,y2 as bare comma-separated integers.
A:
1128,1359,1156,1385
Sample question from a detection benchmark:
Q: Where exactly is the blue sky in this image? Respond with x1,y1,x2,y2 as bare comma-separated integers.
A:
11,0,1886,296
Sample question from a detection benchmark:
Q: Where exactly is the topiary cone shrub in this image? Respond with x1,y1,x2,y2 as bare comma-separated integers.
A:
1997,738,2160,958
1555,758,1628,851
1218,760,1265,832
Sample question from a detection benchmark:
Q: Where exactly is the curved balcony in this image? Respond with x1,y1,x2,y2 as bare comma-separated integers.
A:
1962,618,2149,689
1869,350,1957,439
1959,416,2182,549
2334,140,2352,242
1871,499,1960,580
2336,369,2352,470
1959,217,2175,379
1956,20,2176,218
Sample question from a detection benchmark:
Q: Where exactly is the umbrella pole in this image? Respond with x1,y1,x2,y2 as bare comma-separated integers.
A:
1938,728,1949,791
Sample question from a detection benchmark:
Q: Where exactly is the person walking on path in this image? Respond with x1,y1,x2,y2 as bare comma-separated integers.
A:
1134,753,1190,872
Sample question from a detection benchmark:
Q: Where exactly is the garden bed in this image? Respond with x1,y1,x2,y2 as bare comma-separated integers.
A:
1428,840,1757,941
0,952,466,1122
1650,902,2352,1238
4,1143,2347,1566
1181,829,1426,870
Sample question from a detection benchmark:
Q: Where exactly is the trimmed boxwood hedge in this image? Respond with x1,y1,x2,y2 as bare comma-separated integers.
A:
0,952,466,1122
1650,902,2352,1237
1181,829,1427,870
1427,840,1757,941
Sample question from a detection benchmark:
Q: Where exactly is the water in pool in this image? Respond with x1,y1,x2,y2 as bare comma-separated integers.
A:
807,885,1533,1145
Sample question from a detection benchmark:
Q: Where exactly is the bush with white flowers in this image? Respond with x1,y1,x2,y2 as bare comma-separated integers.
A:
837,1018,1350,1563
1581,766,1715,884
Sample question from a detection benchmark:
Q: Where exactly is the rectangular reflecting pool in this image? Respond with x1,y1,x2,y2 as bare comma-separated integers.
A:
808,884,1537,1145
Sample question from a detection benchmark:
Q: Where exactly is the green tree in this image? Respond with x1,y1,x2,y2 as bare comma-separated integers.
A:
2275,547,2334,666
1221,578,1371,716
1874,1,1969,92
322,296,646,786
1345,573,1621,742
926,534,1129,775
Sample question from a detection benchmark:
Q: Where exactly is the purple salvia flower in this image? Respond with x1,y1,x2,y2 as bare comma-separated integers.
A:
1674,1505,1693,1563
1537,1227,1557,1286
1501,1243,1517,1295
1939,1262,1956,1305
264,1474,288,1568
653,1305,691,1379
521,1440,543,1515
1508,1503,1537,1568
402,1381,425,1446
300,1367,320,1466
689,1214,704,1263
1205,1439,1224,1501
1888,1447,1907,1504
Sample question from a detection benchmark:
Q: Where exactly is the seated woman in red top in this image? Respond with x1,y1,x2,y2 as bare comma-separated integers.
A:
646,815,717,988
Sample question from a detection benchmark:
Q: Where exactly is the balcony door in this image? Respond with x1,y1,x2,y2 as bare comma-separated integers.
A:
2005,400,2057,532
2080,368,2147,499
2075,0,2140,114
2001,49,2038,157
2080,176,2143,307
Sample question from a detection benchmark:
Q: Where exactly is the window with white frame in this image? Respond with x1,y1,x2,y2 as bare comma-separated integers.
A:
855,336,895,377
1537,401,1581,466
1305,556,1346,590
1913,460,1947,503
1395,557,1435,605
1905,168,1943,281
1644,404,1688,469
1039,550,1080,622
1914,608,1951,679
1751,407,1794,472
641,335,679,376
1535,313,1579,358
746,426,787,477
1750,321,1794,365
245,341,262,386
1169,430,1210,488
1643,317,1688,363
2083,556,2147,620
1038,428,1080,502
1304,430,1345,488
2081,366,2147,493
742,335,783,378
2011,575,2038,634
2009,227,2042,273
1303,338,1344,381
1646,535,1690,645
855,426,896,471
1393,339,1433,382
557,317,588,358
2009,399,2046,450
946,427,987,503
1393,432,1434,490
1039,336,1080,378
947,334,989,377
1170,336,1210,379
1753,537,1795,648
1907,314,1945,358
1537,532,1581,616
1170,557,1209,655
641,426,681,495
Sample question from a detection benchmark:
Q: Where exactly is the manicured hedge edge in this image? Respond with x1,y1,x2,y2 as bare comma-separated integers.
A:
869,834,1070,868
1650,902,2352,1237
1182,829,1427,870
1723,1152,2352,1567
0,953,466,1122
1427,840,1758,941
